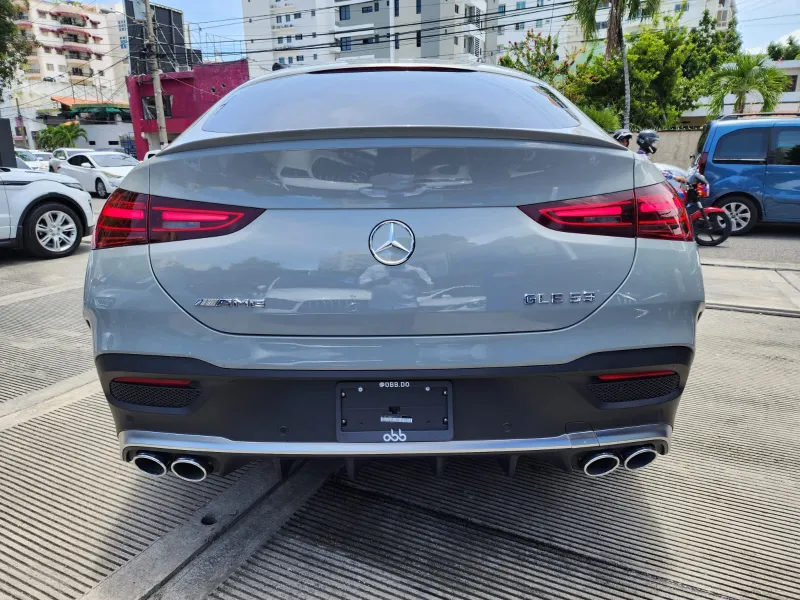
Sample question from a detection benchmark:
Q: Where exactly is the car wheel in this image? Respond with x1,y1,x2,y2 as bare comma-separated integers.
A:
717,196,758,235
95,178,108,199
23,202,83,259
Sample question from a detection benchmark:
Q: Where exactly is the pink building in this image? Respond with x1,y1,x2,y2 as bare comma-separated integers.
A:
126,59,249,159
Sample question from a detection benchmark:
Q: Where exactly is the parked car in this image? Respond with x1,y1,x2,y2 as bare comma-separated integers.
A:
0,167,93,258
57,151,139,198
84,63,704,483
694,113,800,234
32,151,53,162
15,148,49,170
49,147,95,173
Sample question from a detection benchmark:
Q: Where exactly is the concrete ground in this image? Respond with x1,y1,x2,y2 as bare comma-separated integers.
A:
0,239,799,600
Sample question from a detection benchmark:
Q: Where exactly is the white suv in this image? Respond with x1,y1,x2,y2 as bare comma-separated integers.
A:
0,167,94,258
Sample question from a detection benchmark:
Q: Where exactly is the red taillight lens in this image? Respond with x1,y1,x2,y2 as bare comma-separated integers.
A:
519,191,635,238
697,151,708,175
597,370,676,381
149,197,263,244
93,192,265,249
636,183,693,242
93,189,148,249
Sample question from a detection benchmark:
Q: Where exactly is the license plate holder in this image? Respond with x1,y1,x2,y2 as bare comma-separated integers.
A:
336,380,454,443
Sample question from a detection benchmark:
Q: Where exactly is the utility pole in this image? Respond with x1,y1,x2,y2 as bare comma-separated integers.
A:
15,97,28,148
144,0,168,148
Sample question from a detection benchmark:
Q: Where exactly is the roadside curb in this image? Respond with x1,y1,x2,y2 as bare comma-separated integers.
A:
706,303,800,319
701,260,800,272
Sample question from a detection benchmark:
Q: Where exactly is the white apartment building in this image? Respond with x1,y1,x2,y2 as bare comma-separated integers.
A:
3,0,130,148
486,0,738,64
241,0,488,79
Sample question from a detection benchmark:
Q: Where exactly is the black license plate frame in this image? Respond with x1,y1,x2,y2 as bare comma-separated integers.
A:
336,380,454,443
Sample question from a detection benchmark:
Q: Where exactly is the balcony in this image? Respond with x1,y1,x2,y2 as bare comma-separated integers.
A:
69,71,92,81
66,53,92,65
62,42,91,53
59,18,86,27
24,67,42,79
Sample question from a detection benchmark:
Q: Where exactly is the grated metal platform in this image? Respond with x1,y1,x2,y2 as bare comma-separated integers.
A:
0,392,245,600
208,310,800,600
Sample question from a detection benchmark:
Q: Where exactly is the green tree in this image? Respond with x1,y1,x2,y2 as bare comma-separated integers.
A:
564,16,695,129
35,122,87,151
683,10,742,94
708,53,790,116
0,0,34,90
572,0,661,128
766,36,800,61
580,106,621,131
498,31,574,89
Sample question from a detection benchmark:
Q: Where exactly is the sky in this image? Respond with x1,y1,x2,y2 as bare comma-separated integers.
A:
96,0,800,57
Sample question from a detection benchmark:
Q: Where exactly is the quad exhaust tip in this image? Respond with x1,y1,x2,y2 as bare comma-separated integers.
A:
622,446,658,471
582,452,620,477
170,457,209,482
132,452,168,477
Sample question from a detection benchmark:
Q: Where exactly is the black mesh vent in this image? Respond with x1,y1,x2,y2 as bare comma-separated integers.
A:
587,374,680,404
110,381,200,408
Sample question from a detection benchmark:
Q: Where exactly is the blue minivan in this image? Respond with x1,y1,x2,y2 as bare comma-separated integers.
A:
695,114,800,234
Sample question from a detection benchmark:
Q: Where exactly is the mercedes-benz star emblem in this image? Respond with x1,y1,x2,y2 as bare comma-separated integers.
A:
369,220,415,266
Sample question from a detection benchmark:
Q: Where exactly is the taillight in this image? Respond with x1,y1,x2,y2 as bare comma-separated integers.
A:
93,191,264,249
636,183,693,242
696,151,708,175
519,183,692,242
519,191,635,238
93,189,148,249
597,370,676,381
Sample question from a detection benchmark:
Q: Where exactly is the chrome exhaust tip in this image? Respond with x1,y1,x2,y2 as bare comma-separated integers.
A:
582,452,620,477
132,452,168,477
622,446,658,471
170,457,209,482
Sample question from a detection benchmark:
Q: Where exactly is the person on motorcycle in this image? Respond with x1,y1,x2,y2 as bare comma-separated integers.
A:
613,129,633,148
636,130,686,184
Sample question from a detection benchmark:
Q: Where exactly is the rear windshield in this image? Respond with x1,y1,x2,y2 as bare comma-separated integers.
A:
203,70,580,134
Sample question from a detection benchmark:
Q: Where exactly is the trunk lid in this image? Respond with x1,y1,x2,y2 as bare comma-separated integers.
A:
148,140,636,336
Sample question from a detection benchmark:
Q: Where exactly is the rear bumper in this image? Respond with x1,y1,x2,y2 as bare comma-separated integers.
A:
99,347,692,470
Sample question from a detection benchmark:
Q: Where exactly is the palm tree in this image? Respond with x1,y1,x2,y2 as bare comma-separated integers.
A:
572,0,661,128
708,54,789,117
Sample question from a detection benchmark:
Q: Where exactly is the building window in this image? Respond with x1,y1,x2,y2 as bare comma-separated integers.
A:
416,0,421,13
285,14,291,22
312,32,316,37
296,33,303,40
339,5,350,20
537,0,544,6
416,29,421,46
46,63,54,71
118,21,126,31
288,56,293,64
341,36,352,51
50,13,57,20
516,1,525,8
374,1,380,10
498,4,505,14
517,22,526,29
395,0,399,16
58,65,66,72
294,12,301,18
455,4,459,13
313,53,318,59
56,49,64,55
454,36,458,45
786,75,798,92
596,20,608,30
286,35,292,42
534,19,541,26
37,10,47,17
120,36,127,49
276,15,282,23
44,47,51,53
98,69,104,76
142,95,172,120
279,57,285,64
362,5,373,12
674,2,685,11
395,32,399,48
311,9,316,16
278,36,284,43
297,55,304,61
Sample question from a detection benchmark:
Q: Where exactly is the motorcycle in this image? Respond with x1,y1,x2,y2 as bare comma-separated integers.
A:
675,172,732,246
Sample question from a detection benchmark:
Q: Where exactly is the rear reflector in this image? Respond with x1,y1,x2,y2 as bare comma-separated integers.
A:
596,370,676,381
112,377,192,387
519,182,692,241
94,191,264,249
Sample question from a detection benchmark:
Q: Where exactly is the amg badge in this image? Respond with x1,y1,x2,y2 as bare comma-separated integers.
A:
194,298,265,307
524,291,597,305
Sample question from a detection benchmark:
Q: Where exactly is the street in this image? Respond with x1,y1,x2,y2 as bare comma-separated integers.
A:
698,224,800,267
0,234,799,600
